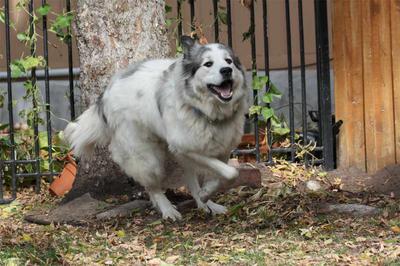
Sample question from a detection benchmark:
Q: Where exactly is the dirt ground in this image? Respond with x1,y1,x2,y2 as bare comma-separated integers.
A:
328,164,400,198
1,162,400,265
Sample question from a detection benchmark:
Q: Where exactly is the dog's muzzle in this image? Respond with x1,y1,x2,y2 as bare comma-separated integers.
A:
207,80,233,102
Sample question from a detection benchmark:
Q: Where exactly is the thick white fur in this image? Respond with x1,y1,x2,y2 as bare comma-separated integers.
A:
63,105,109,157
64,42,249,221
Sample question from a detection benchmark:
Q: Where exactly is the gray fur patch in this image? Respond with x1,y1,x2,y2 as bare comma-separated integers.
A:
182,46,211,78
119,60,147,79
155,88,164,117
96,92,107,124
136,90,144,98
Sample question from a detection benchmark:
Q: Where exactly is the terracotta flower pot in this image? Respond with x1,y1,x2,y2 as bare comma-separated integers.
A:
49,154,77,197
237,130,270,163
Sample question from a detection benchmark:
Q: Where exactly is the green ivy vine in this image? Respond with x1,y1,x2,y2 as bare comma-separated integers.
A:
0,1,73,185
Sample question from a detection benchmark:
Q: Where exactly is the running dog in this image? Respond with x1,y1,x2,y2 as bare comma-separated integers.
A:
64,36,249,220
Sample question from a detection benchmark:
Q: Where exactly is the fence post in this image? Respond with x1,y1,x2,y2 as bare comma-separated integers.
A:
314,0,334,170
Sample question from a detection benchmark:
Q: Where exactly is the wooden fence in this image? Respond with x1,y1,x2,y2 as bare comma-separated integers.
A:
333,0,400,173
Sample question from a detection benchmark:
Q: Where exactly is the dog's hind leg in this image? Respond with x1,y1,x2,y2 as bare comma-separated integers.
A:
200,178,228,215
109,124,182,221
182,165,227,215
182,167,209,212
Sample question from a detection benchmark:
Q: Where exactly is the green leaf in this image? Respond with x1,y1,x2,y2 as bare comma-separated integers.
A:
261,107,274,120
252,75,269,90
0,90,5,108
16,0,29,10
40,159,50,171
217,11,228,25
165,18,173,27
20,56,46,70
165,5,172,13
269,82,282,97
273,127,290,136
242,24,254,41
0,9,5,24
176,44,183,55
271,115,281,126
52,12,73,29
39,131,48,149
262,93,273,103
36,4,51,16
116,230,126,238
249,105,262,115
0,123,9,131
16,32,30,42
10,63,24,78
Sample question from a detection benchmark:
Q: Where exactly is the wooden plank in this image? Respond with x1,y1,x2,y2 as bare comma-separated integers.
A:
362,0,395,173
391,0,400,163
332,0,366,171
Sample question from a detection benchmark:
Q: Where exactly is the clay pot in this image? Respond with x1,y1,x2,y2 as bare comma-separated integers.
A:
238,130,270,163
49,154,77,197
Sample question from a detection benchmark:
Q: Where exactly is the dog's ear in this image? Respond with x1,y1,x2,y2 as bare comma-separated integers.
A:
233,56,243,70
181,35,199,58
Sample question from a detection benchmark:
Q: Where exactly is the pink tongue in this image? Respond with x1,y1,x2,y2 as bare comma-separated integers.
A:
215,85,231,97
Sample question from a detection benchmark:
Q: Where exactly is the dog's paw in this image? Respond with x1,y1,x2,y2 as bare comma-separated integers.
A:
161,206,182,221
224,166,239,180
206,200,227,215
197,201,211,214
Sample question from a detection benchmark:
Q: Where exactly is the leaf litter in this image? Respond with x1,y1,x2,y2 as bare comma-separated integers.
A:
1,162,400,265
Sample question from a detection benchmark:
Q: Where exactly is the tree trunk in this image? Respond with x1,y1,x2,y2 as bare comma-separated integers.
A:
63,0,170,202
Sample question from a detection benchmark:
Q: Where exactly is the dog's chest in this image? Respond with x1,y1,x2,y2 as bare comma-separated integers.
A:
178,116,243,156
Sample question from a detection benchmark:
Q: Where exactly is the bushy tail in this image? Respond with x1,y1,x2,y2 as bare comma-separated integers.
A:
64,105,109,158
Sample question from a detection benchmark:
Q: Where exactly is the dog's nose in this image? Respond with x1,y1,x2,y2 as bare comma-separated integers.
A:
220,67,232,78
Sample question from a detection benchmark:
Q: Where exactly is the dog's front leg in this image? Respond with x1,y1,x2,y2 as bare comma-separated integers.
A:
185,152,238,180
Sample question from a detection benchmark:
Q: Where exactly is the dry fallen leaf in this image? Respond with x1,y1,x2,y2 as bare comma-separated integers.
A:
390,225,400,234
165,255,180,264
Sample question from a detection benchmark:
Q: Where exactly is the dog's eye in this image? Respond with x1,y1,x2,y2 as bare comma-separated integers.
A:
225,58,233,64
203,61,213,67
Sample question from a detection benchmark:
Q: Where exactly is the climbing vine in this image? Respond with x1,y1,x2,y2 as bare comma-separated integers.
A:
0,1,73,184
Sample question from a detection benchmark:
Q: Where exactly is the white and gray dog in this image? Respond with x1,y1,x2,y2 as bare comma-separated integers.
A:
64,36,250,221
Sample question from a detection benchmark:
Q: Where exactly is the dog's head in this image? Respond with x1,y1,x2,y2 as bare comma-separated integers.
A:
180,36,247,111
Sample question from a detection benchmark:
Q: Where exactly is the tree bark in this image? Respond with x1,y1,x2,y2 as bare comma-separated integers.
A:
63,0,170,202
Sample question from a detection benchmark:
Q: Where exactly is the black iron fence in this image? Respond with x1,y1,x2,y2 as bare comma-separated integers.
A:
172,0,335,168
0,0,75,204
0,0,335,204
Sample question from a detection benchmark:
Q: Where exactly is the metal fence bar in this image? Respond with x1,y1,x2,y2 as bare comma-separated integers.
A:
262,0,273,164
0,160,4,202
298,0,308,167
15,172,59,178
284,0,295,161
226,0,232,48
250,0,260,162
177,0,183,41
66,0,75,121
42,0,54,177
29,0,41,193
314,0,334,170
4,0,17,201
213,0,219,42
189,0,195,31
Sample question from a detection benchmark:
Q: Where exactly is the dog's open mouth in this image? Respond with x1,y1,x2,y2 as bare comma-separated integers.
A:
207,80,233,102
